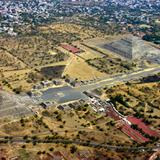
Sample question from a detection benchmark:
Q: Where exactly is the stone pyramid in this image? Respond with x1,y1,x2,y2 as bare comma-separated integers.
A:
102,35,160,60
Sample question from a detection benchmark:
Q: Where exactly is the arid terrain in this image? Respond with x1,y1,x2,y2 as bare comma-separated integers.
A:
0,12,160,160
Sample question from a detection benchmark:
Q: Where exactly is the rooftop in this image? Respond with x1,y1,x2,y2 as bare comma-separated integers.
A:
61,44,81,54
127,116,160,137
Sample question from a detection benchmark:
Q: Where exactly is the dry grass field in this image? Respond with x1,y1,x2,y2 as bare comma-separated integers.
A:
0,69,39,92
0,36,68,68
103,80,160,129
0,49,26,71
0,104,132,145
86,56,137,76
0,23,107,92
0,143,149,160
0,98,155,159
63,55,106,80
1,23,101,71
44,23,104,40
0,80,159,159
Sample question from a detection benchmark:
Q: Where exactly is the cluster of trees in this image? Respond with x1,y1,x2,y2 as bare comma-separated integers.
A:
142,23,160,44
110,94,130,108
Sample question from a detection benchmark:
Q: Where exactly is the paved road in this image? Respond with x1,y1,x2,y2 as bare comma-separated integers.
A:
37,66,160,104
76,66,160,92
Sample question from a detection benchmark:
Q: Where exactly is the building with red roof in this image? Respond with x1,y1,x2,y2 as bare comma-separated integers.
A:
106,105,151,143
127,116,160,137
121,124,150,143
61,44,81,54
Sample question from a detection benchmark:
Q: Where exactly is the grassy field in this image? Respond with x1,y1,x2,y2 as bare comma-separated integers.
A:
0,97,155,159
44,23,104,40
63,55,106,80
103,81,160,129
0,107,131,160
0,23,107,92
0,79,159,159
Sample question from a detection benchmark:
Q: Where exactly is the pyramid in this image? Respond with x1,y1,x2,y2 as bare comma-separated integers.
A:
102,36,160,60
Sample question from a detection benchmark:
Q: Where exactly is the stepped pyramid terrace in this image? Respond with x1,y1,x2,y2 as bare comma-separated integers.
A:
100,36,160,61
